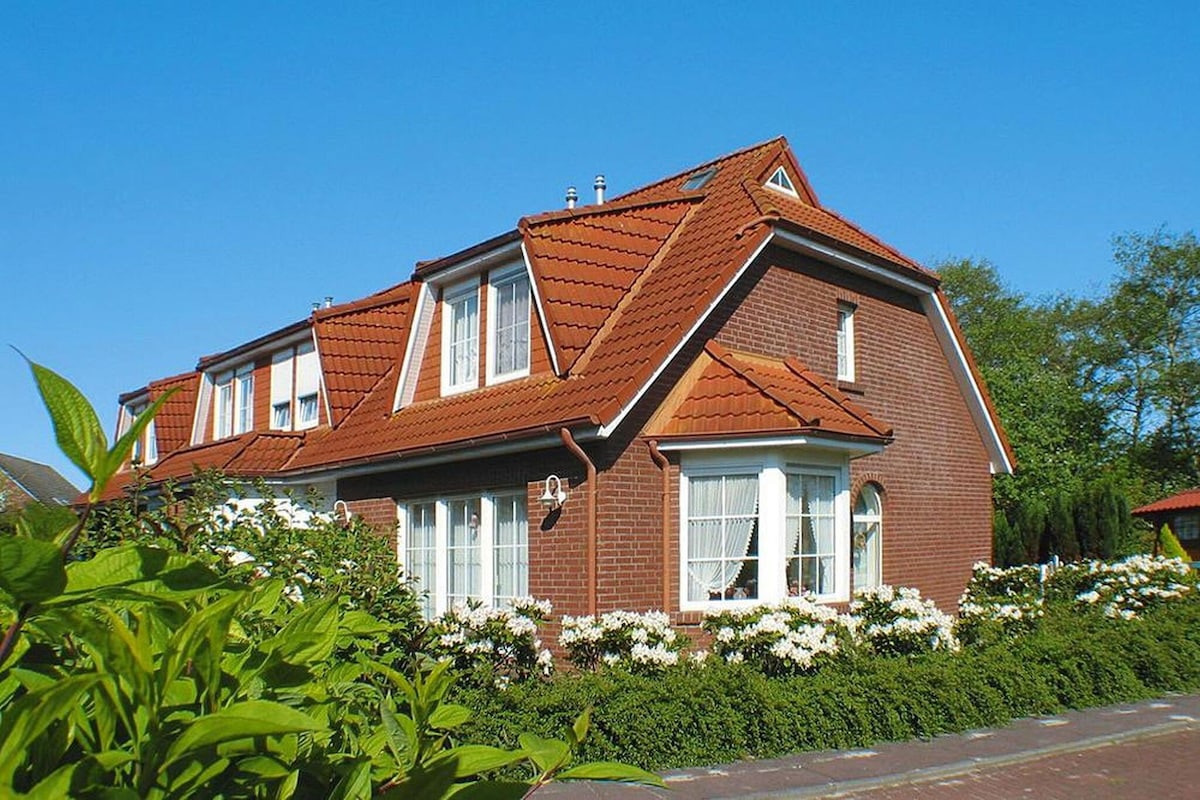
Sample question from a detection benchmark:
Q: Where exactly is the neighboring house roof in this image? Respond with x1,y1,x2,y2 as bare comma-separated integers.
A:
1132,488,1200,516
0,453,79,506
103,136,1014,491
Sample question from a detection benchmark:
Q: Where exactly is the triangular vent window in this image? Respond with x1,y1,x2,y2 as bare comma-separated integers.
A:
766,166,798,197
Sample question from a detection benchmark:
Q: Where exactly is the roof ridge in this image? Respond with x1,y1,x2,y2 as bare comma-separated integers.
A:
313,281,416,321
781,356,892,437
520,195,700,229
605,137,788,205
570,202,703,376
705,342,816,426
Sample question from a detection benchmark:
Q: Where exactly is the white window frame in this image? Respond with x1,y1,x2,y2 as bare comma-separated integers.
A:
441,278,480,395
853,484,883,592
234,365,254,434
486,263,532,384
398,490,529,618
765,166,799,198
213,372,234,440
679,449,850,612
837,302,856,382
297,393,319,427
124,402,158,466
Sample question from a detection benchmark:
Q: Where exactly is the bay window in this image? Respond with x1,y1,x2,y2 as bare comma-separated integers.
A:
680,450,850,609
401,491,529,617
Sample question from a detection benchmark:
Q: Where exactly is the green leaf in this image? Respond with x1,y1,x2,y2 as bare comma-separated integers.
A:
380,699,416,768
15,502,77,543
516,734,571,774
0,536,66,605
557,762,667,786
55,544,225,601
0,674,100,786
163,700,325,767
275,769,300,800
24,762,81,800
437,745,526,777
428,703,472,731
327,760,373,800
239,756,292,779
570,707,591,748
264,597,339,665
23,357,108,486
447,781,531,800
101,389,176,490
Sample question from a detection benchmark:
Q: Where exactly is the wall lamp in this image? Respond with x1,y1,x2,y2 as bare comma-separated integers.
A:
540,474,568,511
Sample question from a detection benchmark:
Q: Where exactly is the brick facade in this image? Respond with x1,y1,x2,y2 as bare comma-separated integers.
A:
339,243,995,621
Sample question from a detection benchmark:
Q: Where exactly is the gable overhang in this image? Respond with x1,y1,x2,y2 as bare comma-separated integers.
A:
414,234,523,287
197,323,313,374
597,226,1013,476
654,433,886,459
772,227,1013,475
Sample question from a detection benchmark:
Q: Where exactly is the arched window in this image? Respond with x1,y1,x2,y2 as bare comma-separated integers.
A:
853,484,883,592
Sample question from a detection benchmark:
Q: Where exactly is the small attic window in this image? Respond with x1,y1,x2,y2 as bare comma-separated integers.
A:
681,167,717,191
766,166,798,197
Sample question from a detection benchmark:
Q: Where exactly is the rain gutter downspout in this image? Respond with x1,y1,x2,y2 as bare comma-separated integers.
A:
560,428,598,616
647,440,671,612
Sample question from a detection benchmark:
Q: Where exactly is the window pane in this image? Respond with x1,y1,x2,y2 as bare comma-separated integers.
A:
686,473,759,602
406,502,438,618
786,472,837,596
216,381,233,438
447,498,482,605
493,273,530,377
298,394,319,425
272,401,291,430
448,290,479,387
493,493,528,603
236,373,254,433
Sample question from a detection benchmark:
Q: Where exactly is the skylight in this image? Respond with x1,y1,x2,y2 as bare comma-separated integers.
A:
766,166,797,197
681,167,717,191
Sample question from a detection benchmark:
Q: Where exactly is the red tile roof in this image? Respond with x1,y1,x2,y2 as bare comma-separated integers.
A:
313,282,417,426
148,371,200,454
1133,488,1200,516
645,342,892,442
105,137,1009,489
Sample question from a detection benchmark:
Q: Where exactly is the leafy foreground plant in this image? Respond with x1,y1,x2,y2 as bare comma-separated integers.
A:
0,359,662,798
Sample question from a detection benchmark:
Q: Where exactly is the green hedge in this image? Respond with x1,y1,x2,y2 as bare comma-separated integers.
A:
457,600,1200,771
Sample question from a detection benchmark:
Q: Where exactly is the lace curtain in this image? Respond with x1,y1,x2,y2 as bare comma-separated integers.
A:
688,474,758,600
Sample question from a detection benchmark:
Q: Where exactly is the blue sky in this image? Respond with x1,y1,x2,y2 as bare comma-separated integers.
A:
2,2,1198,487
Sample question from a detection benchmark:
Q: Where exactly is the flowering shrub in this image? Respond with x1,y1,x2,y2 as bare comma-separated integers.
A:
702,597,849,675
559,610,682,672
850,585,958,656
430,598,554,686
956,562,1044,642
1052,555,1195,620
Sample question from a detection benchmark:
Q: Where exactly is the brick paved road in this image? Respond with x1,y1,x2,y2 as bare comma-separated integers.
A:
837,728,1200,799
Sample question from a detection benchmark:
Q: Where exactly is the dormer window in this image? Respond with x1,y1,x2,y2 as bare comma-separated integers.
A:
124,401,158,466
766,166,798,198
487,264,531,382
213,365,254,439
442,278,480,394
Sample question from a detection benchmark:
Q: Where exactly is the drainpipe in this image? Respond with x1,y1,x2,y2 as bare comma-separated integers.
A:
560,428,598,616
647,440,672,612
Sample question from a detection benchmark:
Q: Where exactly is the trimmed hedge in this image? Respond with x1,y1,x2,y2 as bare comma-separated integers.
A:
457,599,1200,771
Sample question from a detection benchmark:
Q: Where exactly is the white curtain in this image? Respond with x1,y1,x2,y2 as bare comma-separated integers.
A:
448,499,481,602
688,475,757,600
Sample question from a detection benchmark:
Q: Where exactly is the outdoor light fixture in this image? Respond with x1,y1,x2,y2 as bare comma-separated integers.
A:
333,500,352,526
540,474,568,510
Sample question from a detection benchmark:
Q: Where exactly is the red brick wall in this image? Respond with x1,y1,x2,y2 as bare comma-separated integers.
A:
714,248,993,611
0,471,33,512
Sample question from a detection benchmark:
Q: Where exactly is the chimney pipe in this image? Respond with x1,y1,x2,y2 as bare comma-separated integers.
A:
324,296,333,308
566,186,578,209
594,174,606,205
311,302,320,312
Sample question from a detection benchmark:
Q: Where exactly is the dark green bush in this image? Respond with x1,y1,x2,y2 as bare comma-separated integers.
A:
458,598,1200,772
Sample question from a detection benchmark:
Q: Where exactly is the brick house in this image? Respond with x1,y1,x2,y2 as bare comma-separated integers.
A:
1,452,79,513
106,137,1013,619
1133,488,1200,562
